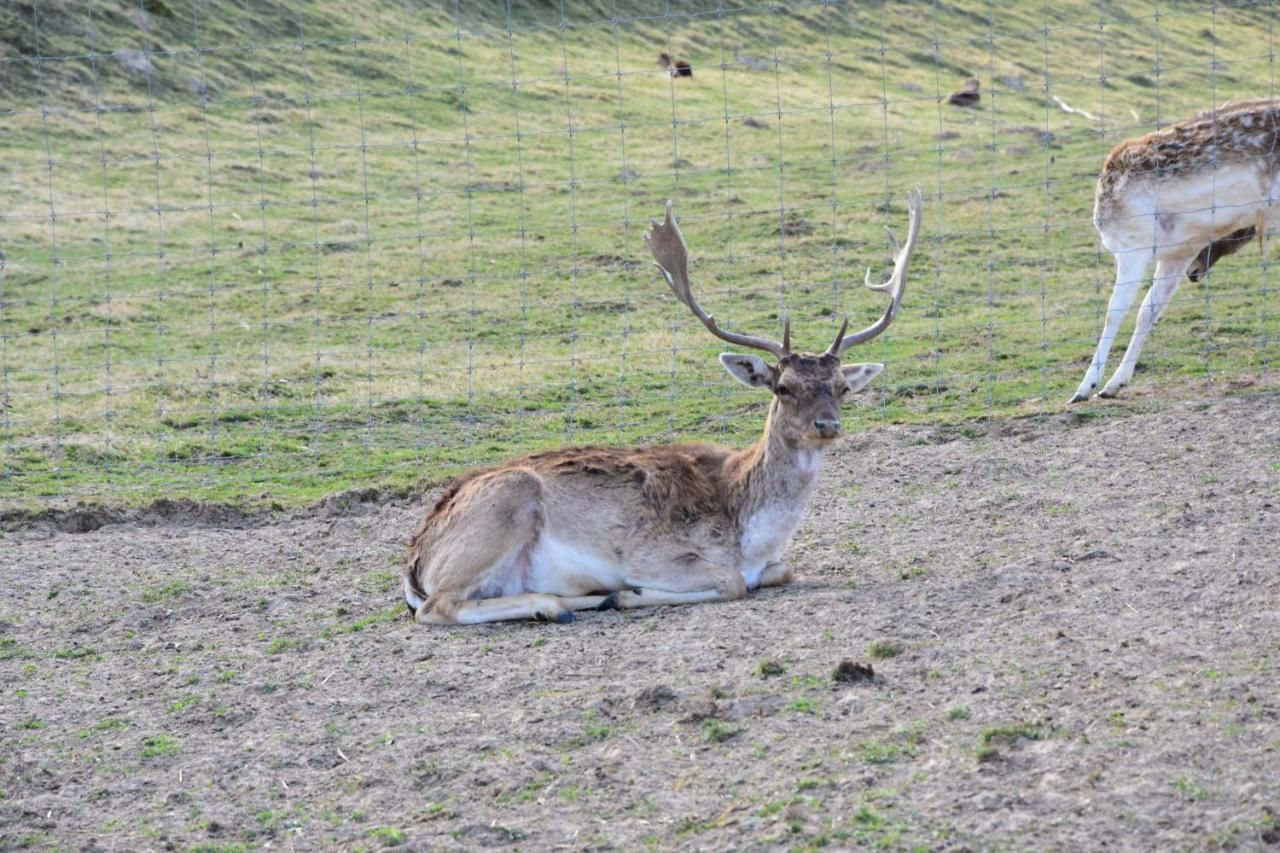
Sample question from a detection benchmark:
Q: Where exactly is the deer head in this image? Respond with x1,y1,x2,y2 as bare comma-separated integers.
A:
645,190,923,447
1186,226,1256,283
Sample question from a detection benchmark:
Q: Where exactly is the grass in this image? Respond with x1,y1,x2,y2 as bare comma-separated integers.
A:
140,734,181,758
704,719,744,743
867,639,904,660
1174,776,1208,801
265,636,305,655
140,579,192,602
979,721,1043,746
757,659,786,678
2,2,1278,509
977,721,1043,761
368,826,407,844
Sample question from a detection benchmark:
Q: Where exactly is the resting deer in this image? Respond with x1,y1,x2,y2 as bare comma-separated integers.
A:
658,51,693,78
403,191,923,625
1070,98,1276,402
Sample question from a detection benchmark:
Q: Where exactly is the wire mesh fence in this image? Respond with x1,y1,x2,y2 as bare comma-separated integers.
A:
1,0,1276,509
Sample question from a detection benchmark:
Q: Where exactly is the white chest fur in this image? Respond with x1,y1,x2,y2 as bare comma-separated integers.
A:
740,502,807,564
736,448,821,584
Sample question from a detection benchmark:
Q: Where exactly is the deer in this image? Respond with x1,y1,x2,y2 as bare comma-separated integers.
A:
658,51,693,78
403,190,923,625
1069,98,1277,403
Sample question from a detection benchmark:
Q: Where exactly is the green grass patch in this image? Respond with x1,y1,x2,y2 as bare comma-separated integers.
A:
140,580,193,603
140,734,181,758
757,659,787,678
266,637,306,655
979,722,1044,747
786,697,821,716
169,694,200,714
368,826,407,845
0,639,34,661
867,639,904,660
1174,776,1208,801
79,716,130,739
343,606,405,634
977,721,1043,761
704,720,744,743
1,1,1276,509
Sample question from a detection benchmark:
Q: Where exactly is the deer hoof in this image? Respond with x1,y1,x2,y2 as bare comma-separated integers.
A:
534,609,575,624
595,592,621,611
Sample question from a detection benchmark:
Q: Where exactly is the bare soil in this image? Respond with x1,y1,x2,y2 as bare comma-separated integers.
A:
3,393,1279,851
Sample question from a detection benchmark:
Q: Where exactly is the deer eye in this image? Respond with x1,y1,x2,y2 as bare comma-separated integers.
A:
838,384,851,396
775,385,792,398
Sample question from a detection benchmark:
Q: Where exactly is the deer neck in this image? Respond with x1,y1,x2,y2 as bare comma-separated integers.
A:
732,400,824,519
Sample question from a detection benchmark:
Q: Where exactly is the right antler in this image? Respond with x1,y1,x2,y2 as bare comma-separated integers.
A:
828,188,923,356
646,201,790,360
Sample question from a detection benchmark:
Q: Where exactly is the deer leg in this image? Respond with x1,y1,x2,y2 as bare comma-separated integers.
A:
411,469,606,626
1070,249,1153,403
1099,254,1195,397
602,559,748,610
756,560,794,588
421,592,617,625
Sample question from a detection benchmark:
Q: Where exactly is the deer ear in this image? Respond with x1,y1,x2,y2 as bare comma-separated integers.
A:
720,353,777,389
841,363,884,394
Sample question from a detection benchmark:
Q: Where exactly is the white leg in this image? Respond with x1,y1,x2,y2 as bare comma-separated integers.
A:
1099,254,1194,397
1070,249,1153,403
417,591,619,625
607,587,733,608
607,560,748,610
418,592,572,625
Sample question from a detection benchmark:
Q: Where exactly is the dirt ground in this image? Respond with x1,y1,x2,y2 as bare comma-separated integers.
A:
2,392,1278,851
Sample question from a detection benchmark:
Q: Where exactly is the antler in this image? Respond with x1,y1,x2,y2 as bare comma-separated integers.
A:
646,201,790,360
828,188,924,356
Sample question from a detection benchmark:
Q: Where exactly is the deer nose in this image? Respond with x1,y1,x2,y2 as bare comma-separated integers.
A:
814,419,841,438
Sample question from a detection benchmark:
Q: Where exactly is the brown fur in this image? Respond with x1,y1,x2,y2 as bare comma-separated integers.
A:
658,52,692,77
404,468,486,604
946,78,980,108
1097,98,1280,204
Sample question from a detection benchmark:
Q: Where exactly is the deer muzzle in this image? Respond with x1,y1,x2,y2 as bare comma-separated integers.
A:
814,419,841,440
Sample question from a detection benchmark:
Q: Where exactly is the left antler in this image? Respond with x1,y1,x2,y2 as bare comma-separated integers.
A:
829,188,923,356
646,201,791,360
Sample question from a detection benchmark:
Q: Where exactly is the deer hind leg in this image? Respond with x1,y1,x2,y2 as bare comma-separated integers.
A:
411,469,609,626
424,592,617,625
1099,253,1195,398
1071,248,1153,403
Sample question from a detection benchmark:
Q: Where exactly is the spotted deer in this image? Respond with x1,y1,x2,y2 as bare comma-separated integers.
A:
1070,98,1277,402
404,191,923,625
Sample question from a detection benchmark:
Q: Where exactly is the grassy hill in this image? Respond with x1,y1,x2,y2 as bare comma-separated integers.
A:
1,0,1276,508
